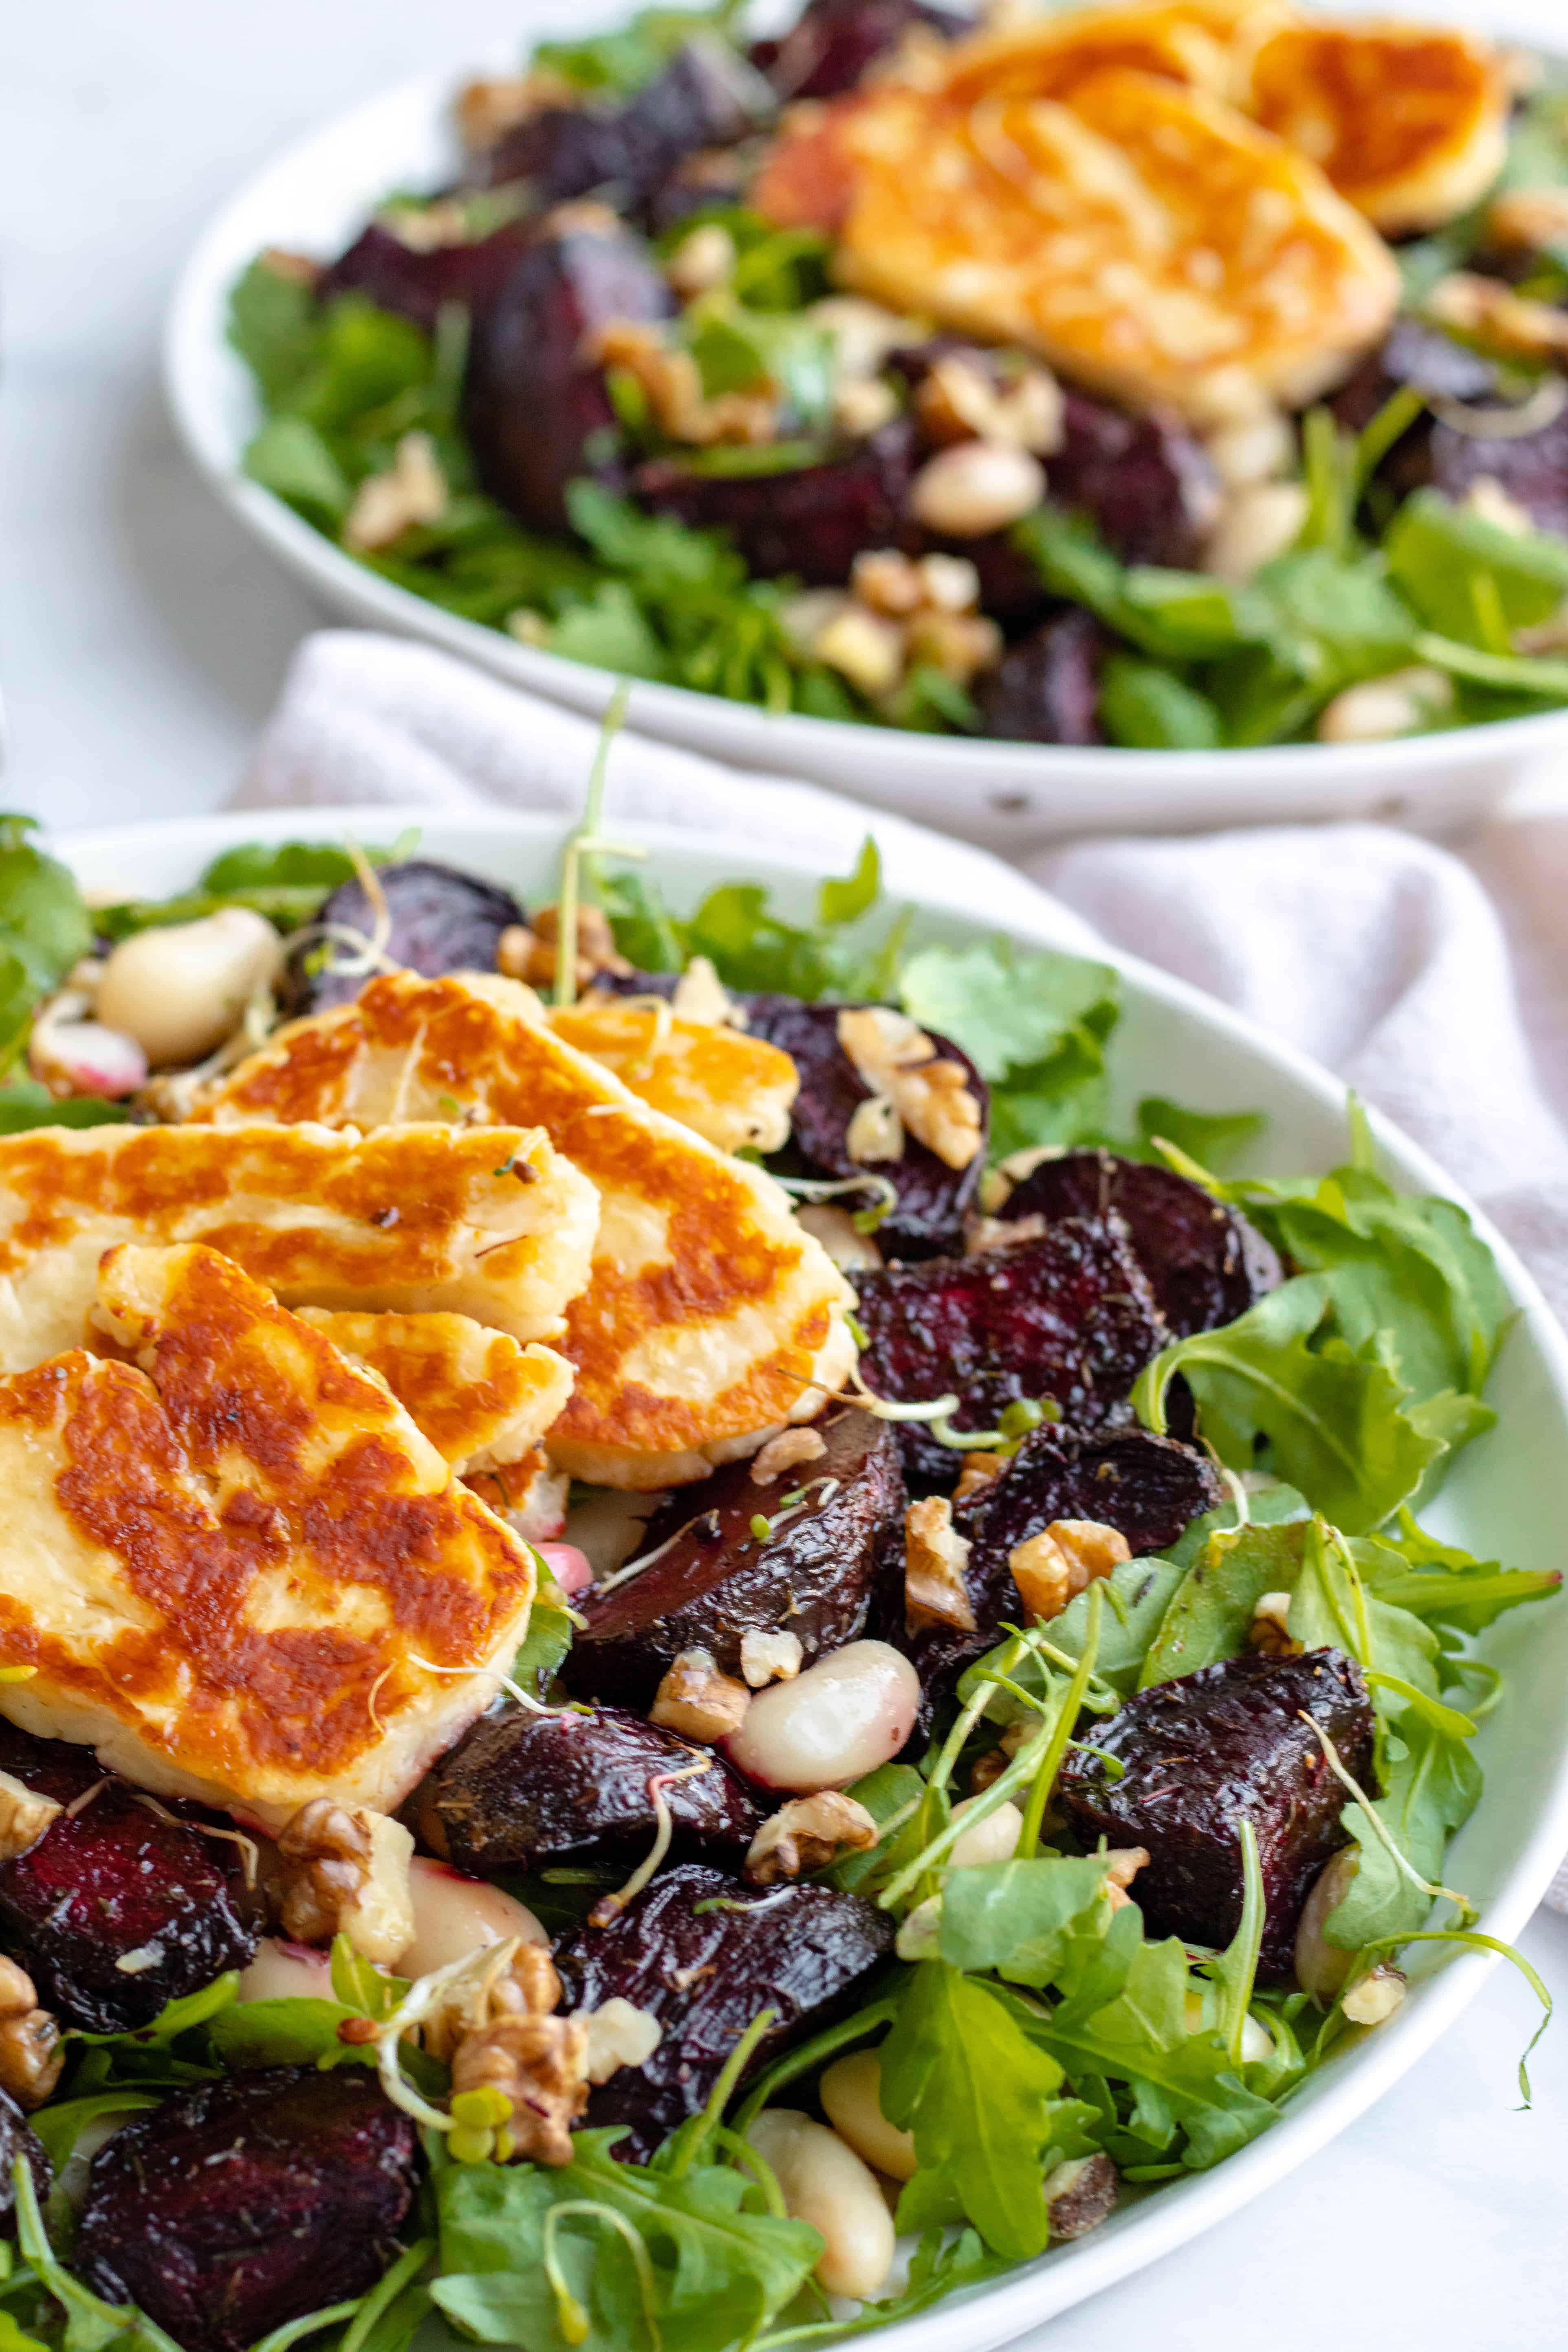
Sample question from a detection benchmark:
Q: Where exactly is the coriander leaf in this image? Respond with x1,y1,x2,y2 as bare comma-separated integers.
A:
897,939,1119,1085
0,815,91,1000
1140,1520,1309,1688
878,1964,1078,2258
938,1855,1115,1987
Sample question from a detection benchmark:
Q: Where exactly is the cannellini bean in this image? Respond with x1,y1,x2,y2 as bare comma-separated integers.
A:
908,440,1046,537
95,907,283,1068
746,2110,896,2299
795,1203,884,1273
1203,480,1308,582
1183,1989,1273,2063
535,1540,592,1598
1293,1847,1361,2001
819,2048,917,2183
722,1640,920,1791
1315,665,1455,744
948,1795,1023,1868
395,1856,547,1980
236,1937,334,2004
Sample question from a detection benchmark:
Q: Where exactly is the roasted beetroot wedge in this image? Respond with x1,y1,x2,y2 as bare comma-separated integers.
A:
465,218,673,532
1057,1649,1376,1979
741,997,988,1260
424,1705,760,1875
854,1215,1166,1489
315,220,533,338
283,859,526,1013
753,0,967,99
997,1150,1282,1338
0,1724,259,2033
75,2068,419,2352
563,1409,905,1707
632,421,920,586
1050,391,1218,569
889,1426,1224,1715
555,1861,894,2159
977,610,1109,744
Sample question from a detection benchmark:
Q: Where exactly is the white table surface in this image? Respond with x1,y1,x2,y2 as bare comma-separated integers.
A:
4,2,1568,2342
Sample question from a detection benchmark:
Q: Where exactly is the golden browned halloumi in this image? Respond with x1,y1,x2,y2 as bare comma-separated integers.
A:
463,1445,569,1542
198,973,853,1489
546,996,799,1156
935,0,1287,111
1245,21,1508,236
0,1244,535,1822
295,1308,573,1477
0,1120,599,1369
831,68,1399,421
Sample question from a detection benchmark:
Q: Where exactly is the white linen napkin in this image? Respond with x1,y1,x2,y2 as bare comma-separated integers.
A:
235,628,1568,1910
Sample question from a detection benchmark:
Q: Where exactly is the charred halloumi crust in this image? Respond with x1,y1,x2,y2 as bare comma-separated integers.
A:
0,1119,599,1367
546,998,799,1157
295,1309,574,1476
199,973,853,1488
0,1245,536,1822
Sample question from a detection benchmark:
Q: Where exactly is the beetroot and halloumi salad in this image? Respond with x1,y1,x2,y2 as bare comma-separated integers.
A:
228,0,1568,749
0,817,1553,2352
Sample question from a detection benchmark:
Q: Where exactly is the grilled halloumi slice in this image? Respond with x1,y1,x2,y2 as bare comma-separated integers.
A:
295,1308,573,1478
0,1244,535,1822
1245,21,1508,236
546,996,798,1156
936,0,1287,110
831,67,1399,421
0,1119,598,1370
198,973,853,1489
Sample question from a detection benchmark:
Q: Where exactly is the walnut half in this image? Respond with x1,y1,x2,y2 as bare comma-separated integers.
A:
650,1648,751,1742
745,1792,879,1885
1009,1519,1131,1624
904,1495,977,1633
0,1772,62,1864
0,1957,62,2110
275,1800,415,1963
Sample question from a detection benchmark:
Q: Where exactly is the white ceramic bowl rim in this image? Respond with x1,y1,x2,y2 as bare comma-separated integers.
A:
56,803,1568,2352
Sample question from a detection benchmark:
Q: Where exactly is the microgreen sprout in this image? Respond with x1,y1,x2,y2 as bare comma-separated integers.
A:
554,682,643,1011
749,1513,772,1542
545,2200,662,2348
1303,1713,1478,1928
589,1755,714,1925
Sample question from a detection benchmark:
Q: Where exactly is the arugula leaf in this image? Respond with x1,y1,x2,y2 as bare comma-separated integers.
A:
1385,488,1568,646
1099,656,1222,749
207,1995,366,2072
896,938,1121,1157
1135,1096,1266,1169
1140,1520,1309,1687
94,837,411,944
0,1079,129,1133
1354,1510,1561,1634
1326,1708,1482,1950
511,1572,576,1697
532,2,745,95
0,817,90,1008
938,1856,1116,1987
228,258,322,408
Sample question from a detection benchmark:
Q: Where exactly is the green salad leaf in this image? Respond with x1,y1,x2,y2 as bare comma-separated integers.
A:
532,1,746,95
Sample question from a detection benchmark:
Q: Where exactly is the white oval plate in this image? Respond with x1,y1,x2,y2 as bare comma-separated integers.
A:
163,55,1568,852
57,803,1568,2348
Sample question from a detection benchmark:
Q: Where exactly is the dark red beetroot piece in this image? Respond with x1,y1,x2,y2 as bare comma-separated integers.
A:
478,40,776,212
752,0,967,99
1057,1649,1376,1980
978,609,1109,744
0,2090,50,2235
423,1705,760,1876
554,1861,894,2160
0,1722,259,2034
998,1150,1282,1338
632,419,920,586
741,994,988,1257
282,858,528,1014
853,1213,1167,1488
890,1426,1224,1712
74,2067,419,2352
465,219,674,533
1051,390,1219,569
315,219,533,337
562,1408,905,1707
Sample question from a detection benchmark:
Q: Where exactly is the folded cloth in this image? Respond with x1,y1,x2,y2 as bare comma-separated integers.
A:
238,629,1568,1907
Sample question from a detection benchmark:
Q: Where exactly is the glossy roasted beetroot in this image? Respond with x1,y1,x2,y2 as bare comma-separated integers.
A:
632,419,919,584
563,1408,905,1706
998,1150,1282,1338
977,609,1108,744
316,219,533,337
1058,1649,1376,1979
889,1426,1224,1712
742,994,987,1257
74,2067,419,2352
0,1723,259,2033
854,1215,1167,1488
479,40,776,212
424,1705,760,1875
283,858,527,1014
753,0,967,99
1051,391,1219,568
0,2090,50,2235
554,1861,894,2158
465,219,673,532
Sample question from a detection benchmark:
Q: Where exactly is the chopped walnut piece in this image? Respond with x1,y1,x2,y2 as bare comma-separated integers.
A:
905,606,1002,686
1044,2151,1119,2240
582,1997,664,2083
593,320,779,446
671,954,743,1027
751,1426,827,1485
1424,271,1568,363
1485,186,1568,254
837,1006,983,1172
454,69,577,152
423,1940,563,2065
905,1495,978,1634
916,352,1064,454
258,246,321,290
953,1453,1004,1506
740,1627,805,1687
275,1800,415,1963
1009,1518,1132,1625
0,1956,62,2110
1103,1845,1150,1913
451,2009,590,2167
1341,1966,1406,2026
745,1791,879,1884
965,1212,1046,1255
650,1647,752,1742
344,432,448,553
844,1093,905,1165
1249,1590,1302,1658
502,903,633,992
0,1771,61,1863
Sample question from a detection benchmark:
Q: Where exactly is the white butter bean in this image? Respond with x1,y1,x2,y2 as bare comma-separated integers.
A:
95,907,283,1068
1293,1848,1361,2001
395,1855,547,1979
908,441,1046,537
722,1641,919,1791
746,2110,896,2299
819,2048,917,2183
947,1795,1024,1868
237,1937,334,2004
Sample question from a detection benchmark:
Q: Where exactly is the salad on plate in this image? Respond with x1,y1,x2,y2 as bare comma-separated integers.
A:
228,0,1568,751
0,805,1551,2352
